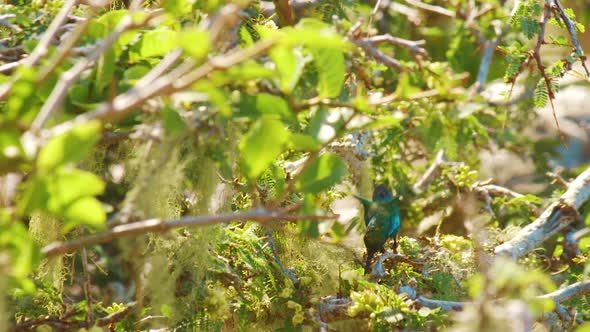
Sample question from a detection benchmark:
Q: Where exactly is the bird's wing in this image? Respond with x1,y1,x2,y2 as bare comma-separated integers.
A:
354,195,373,226
354,195,372,209
386,203,401,238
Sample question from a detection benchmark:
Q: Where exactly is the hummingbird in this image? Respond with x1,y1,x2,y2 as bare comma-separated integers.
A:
354,185,400,274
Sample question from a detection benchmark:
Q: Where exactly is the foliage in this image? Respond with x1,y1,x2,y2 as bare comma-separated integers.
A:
0,0,590,330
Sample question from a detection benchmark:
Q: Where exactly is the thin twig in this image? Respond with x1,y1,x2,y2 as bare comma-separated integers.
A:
81,247,93,323
367,35,427,57
24,0,79,67
348,22,404,71
413,149,445,194
404,0,455,17
42,208,338,257
11,301,137,331
553,0,590,75
535,1,566,144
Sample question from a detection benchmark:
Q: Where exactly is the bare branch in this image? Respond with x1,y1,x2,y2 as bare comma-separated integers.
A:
24,0,79,68
272,0,295,26
495,166,590,259
404,0,455,17
367,35,427,57
413,149,446,194
348,23,404,71
11,301,137,331
43,37,277,140
42,208,338,257
30,9,163,132
81,247,93,324
539,280,590,303
553,0,590,75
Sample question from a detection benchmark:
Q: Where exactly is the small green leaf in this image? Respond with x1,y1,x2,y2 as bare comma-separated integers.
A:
299,194,320,237
239,25,254,46
164,0,193,15
270,46,301,94
37,120,102,173
130,29,178,61
62,197,106,232
17,176,49,215
255,93,294,122
296,153,348,193
178,29,209,60
46,169,105,214
289,133,321,152
313,48,345,98
239,119,289,180
94,49,116,95
162,106,188,138
357,116,404,130
395,73,420,98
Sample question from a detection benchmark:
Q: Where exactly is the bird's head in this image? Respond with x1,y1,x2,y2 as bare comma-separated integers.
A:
372,184,393,202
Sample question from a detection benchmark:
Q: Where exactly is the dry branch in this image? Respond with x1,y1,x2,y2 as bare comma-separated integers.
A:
553,0,590,75
404,0,455,17
495,166,590,259
42,208,338,257
43,37,277,141
11,301,137,331
30,9,163,132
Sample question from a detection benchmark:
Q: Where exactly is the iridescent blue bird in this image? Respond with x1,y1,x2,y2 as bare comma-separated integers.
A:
354,185,400,274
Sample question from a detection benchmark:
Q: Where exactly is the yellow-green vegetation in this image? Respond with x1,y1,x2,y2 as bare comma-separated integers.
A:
2,0,590,331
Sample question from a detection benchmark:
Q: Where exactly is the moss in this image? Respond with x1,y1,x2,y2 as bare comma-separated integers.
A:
29,212,65,294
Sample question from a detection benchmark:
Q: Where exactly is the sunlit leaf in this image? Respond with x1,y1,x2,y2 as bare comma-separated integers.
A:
178,29,209,60
162,106,188,138
37,120,102,173
239,119,289,180
46,169,105,214
313,48,345,98
296,153,348,193
62,197,106,232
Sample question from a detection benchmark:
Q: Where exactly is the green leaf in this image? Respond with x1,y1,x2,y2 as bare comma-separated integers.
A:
46,169,105,214
394,73,420,98
239,25,254,46
296,153,348,193
162,106,188,138
239,119,289,180
313,48,345,98
37,120,102,173
299,194,320,237
357,115,404,130
62,197,106,232
94,48,116,95
270,46,301,94
289,133,321,152
255,93,294,122
284,19,349,50
178,29,209,60
575,323,590,332
164,0,193,15
17,176,49,216
130,29,178,61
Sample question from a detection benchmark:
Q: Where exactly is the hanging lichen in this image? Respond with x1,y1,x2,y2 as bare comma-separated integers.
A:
28,212,66,295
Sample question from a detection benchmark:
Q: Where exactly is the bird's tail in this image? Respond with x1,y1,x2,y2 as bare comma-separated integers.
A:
364,251,375,275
